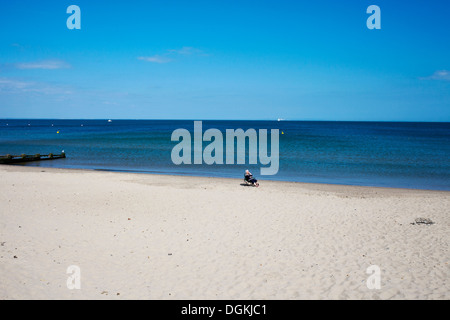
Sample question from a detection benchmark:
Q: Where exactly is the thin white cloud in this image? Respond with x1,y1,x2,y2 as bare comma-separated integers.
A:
138,55,172,64
0,77,73,95
0,78,31,90
420,70,450,81
167,46,204,55
15,60,71,70
102,100,119,106
138,47,207,63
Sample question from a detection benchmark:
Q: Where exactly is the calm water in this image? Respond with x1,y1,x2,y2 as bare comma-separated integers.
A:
0,119,449,190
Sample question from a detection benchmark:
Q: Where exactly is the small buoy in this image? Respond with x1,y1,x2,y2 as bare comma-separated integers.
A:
57,131,60,134
282,131,284,135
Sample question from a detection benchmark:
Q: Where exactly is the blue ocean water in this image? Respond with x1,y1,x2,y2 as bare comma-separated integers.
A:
0,119,449,191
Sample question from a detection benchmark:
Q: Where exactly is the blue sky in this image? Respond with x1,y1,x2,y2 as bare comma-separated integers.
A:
0,0,449,121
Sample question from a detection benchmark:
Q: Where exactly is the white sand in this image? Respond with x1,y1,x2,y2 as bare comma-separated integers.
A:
0,165,448,300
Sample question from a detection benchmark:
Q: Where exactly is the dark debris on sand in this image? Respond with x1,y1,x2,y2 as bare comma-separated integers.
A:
411,218,435,225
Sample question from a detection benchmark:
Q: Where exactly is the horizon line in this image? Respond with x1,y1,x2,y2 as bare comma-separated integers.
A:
0,118,449,123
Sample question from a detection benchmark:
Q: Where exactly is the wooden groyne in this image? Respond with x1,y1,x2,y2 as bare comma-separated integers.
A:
0,152,66,164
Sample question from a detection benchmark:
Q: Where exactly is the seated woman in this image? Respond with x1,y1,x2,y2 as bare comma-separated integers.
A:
244,170,259,187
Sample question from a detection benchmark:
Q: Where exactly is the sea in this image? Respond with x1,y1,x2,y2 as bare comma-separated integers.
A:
0,119,449,191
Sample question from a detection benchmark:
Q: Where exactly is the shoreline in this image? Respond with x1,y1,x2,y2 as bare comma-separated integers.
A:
1,164,449,299
3,164,449,194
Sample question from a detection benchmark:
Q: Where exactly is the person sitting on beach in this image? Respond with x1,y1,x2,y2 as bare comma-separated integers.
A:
244,170,259,187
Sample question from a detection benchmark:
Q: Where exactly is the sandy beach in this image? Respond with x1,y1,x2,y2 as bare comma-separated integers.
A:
0,165,448,300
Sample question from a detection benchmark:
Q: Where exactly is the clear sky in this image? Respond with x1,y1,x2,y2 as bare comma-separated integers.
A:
0,0,449,121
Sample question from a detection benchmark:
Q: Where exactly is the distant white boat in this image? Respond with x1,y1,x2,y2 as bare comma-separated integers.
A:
277,118,285,121
108,119,112,123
